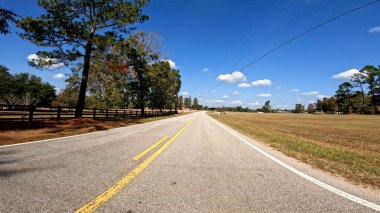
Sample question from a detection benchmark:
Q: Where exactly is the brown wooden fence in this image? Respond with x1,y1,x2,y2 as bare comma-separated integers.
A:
0,104,174,122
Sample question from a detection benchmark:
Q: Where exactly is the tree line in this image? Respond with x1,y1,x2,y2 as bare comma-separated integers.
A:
0,65,56,106
0,1,182,117
295,65,380,114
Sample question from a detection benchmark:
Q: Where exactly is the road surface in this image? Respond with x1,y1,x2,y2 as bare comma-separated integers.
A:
0,112,379,212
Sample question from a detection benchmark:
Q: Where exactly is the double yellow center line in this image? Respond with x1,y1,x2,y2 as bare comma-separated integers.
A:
75,120,193,213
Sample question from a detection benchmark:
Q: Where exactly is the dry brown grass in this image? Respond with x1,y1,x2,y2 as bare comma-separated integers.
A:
209,112,380,188
0,113,188,146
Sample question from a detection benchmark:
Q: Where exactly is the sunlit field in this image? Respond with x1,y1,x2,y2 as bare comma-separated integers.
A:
209,112,380,188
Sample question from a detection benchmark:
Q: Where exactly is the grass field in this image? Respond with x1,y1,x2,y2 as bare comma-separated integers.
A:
209,112,380,188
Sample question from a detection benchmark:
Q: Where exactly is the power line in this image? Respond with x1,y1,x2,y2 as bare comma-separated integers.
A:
240,0,380,71
196,0,380,100
189,0,288,96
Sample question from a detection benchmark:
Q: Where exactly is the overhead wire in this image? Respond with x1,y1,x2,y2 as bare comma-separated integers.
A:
190,0,289,96
195,0,380,100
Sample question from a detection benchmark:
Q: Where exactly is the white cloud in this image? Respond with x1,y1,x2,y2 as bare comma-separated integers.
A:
54,87,62,95
230,91,239,95
257,93,272,98
291,89,300,92
251,79,272,86
163,59,177,69
53,73,65,79
27,54,64,69
308,101,315,104
302,91,319,96
332,68,359,80
249,102,260,106
222,95,229,99
202,67,209,73
231,100,242,105
275,86,281,90
211,90,216,93
317,95,329,99
368,26,380,33
217,71,246,83
213,99,224,103
238,83,252,88
181,91,189,96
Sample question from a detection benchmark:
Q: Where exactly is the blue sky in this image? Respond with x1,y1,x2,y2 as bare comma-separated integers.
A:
1,0,380,109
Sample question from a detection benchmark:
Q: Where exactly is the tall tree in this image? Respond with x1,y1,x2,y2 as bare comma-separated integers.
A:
359,65,379,114
17,0,149,117
125,31,160,116
351,72,366,114
147,61,171,111
171,69,181,113
0,7,17,35
335,82,353,113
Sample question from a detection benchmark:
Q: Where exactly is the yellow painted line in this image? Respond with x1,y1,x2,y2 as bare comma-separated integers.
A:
75,120,193,213
132,136,168,161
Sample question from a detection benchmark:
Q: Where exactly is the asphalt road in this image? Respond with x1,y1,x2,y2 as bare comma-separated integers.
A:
0,112,379,212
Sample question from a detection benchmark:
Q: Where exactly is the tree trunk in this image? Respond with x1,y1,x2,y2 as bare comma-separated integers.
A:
75,39,93,118
371,90,375,115
138,71,145,117
360,84,365,114
174,94,178,113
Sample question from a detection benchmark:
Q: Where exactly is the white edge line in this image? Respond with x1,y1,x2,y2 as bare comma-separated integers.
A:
0,114,187,149
210,116,380,211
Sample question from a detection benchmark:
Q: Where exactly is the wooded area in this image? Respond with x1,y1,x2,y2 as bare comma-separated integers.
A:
0,1,182,118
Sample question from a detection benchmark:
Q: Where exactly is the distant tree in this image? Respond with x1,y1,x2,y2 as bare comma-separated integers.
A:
0,65,13,100
0,7,17,35
293,104,305,113
0,69,56,106
307,103,315,114
178,95,183,110
184,97,192,109
17,0,149,117
321,97,338,114
260,100,271,112
192,98,200,110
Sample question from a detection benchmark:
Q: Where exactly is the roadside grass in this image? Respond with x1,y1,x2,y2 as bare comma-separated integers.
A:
209,112,380,188
0,112,190,146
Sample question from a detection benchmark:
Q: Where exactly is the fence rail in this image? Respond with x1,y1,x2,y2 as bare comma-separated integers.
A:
0,104,174,122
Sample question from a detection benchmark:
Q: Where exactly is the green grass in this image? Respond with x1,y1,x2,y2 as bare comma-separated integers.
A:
209,112,380,188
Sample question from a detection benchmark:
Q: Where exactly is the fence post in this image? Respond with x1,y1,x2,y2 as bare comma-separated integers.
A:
106,109,108,120
136,110,138,117
93,108,96,119
116,109,118,118
123,109,126,118
28,103,34,122
57,106,61,121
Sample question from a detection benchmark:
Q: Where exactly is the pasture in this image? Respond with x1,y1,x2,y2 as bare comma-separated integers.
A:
209,112,380,188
